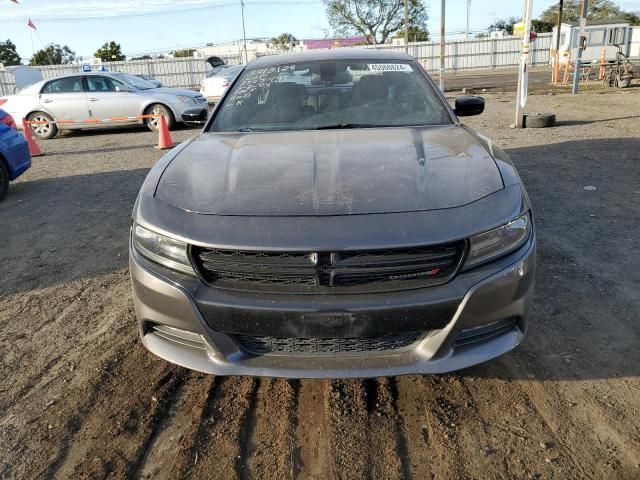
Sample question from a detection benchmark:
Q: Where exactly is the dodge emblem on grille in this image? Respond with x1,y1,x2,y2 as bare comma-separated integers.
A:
389,268,441,281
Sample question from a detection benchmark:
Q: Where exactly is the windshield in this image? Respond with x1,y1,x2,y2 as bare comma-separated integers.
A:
210,59,452,132
113,73,157,90
220,65,244,80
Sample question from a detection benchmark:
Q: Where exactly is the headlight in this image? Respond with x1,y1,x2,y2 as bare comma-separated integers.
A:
464,212,531,269
132,224,195,275
177,95,196,104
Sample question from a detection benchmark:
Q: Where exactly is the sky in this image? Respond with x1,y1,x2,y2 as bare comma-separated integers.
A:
1,0,638,61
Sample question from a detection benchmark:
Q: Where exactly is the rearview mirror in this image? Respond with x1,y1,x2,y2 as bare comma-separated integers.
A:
454,96,485,116
115,86,132,93
182,108,208,123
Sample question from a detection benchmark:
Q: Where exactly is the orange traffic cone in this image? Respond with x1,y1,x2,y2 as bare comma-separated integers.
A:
21,118,44,157
155,115,174,150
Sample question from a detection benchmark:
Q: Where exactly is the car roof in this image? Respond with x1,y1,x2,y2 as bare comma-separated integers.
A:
247,48,413,70
42,71,126,82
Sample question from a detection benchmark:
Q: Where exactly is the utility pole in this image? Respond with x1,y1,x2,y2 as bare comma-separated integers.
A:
439,0,445,91
553,0,564,83
515,0,533,128
240,0,249,64
572,0,588,94
404,0,409,54
466,0,471,40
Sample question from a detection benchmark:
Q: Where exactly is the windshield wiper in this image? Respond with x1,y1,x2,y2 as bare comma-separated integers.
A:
238,126,255,132
314,123,379,130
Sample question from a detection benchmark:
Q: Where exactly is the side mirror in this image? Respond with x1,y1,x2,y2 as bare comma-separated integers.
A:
115,86,132,93
454,96,485,116
182,108,208,123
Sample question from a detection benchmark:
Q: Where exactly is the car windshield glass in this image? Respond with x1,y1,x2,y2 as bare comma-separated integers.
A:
219,65,244,79
113,73,156,90
209,59,452,132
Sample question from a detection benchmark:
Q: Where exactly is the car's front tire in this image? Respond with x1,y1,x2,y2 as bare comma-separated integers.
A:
145,104,175,132
27,111,58,140
0,160,9,202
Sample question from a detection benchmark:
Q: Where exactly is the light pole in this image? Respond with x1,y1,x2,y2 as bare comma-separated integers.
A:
240,0,248,63
466,0,471,40
515,0,533,128
554,0,564,82
404,0,409,54
439,0,445,91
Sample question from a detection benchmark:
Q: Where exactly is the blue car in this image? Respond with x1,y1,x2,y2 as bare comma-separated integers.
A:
0,108,31,201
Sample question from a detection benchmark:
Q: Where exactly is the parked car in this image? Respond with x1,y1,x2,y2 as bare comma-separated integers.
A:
0,72,207,139
200,64,244,104
203,55,231,78
130,49,536,378
0,109,31,201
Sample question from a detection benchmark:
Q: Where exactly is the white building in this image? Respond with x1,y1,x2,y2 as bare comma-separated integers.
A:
552,19,635,64
194,39,284,64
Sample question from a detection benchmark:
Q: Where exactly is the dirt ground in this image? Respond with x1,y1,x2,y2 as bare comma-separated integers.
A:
1,88,639,480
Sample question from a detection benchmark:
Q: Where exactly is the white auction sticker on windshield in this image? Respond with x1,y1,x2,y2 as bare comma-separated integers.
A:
368,63,412,72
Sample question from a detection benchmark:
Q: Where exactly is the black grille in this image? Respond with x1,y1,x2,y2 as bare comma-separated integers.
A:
191,241,465,293
235,332,424,355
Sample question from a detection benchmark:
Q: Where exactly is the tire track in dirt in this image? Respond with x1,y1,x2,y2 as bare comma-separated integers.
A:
364,378,407,480
410,374,514,479
501,351,637,477
135,373,211,479
170,376,258,479
49,344,188,480
325,380,371,479
412,375,466,478
243,378,297,479
0,273,139,479
394,376,434,479
324,378,413,480
165,375,217,478
293,380,330,479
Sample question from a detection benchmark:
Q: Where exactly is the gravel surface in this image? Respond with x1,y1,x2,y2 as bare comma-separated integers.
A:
1,90,639,479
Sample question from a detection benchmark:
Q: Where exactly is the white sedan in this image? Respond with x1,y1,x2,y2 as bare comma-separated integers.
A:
200,64,244,104
0,72,208,139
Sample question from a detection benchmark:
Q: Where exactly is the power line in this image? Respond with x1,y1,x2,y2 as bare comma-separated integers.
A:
0,0,320,24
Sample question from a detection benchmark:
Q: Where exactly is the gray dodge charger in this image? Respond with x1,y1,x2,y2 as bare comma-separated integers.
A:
129,49,535,378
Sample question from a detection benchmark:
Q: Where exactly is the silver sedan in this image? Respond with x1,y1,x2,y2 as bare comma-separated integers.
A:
0,72,208,139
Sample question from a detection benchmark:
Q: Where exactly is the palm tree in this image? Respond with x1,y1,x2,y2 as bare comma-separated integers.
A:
268,33,298,52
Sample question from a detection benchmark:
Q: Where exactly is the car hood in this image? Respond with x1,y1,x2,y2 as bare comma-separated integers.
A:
155,125,504,216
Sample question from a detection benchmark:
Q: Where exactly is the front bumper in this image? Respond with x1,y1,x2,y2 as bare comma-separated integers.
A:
130,238,535,378
173,101,208,122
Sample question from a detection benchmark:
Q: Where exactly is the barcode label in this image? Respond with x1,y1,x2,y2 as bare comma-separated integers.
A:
367,63,412,72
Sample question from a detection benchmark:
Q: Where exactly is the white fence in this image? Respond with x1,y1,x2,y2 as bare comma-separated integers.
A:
363,33,553,73
0,70,17,96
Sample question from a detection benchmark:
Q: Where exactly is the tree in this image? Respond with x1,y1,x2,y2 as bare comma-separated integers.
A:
539,0,639,24
94,41,126,62
268,33,298,51
131,54,152,61
30,44,76,66
0,39,21,66
323,0,428,45
488,17,519,35
172,48,196,58
531,19,555,33
394,26,430,42
621,12,640,25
